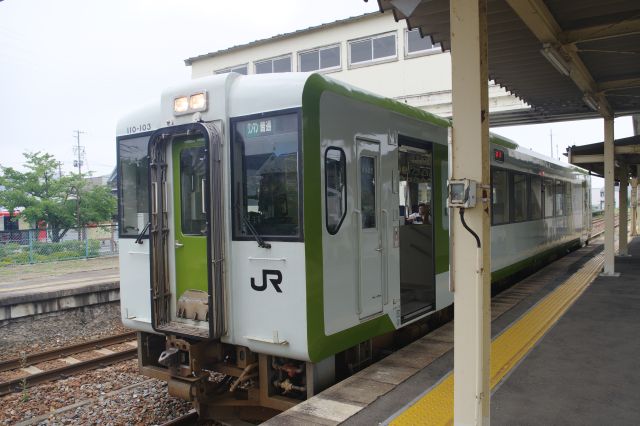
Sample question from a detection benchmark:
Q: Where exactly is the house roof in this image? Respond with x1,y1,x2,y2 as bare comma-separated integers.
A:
184,12,379,66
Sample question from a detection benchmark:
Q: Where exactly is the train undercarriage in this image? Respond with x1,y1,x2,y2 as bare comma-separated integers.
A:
136,307,452,422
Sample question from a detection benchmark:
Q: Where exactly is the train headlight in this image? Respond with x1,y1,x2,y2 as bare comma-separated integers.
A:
189,92,207,111
173,92,207,115
173,96,189,114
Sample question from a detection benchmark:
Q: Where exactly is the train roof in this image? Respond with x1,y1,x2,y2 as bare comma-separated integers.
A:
115,73,587,176
116,72,451,137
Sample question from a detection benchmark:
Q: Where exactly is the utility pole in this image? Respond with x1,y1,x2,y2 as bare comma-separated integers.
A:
73,130,86,239
73,130,86,176
549,129,553,158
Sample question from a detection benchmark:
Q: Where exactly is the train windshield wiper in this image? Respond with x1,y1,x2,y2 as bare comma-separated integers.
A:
238,209,271,249
135,221,151,244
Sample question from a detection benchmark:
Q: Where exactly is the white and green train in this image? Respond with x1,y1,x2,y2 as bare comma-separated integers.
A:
116,72,591,412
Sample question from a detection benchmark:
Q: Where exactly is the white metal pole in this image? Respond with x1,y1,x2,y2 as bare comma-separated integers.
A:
602,117,618,276
450,0,491,424
619,168,629,255
631,177,637,237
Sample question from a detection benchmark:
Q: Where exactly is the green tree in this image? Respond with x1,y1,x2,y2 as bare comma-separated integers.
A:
0,152,116,241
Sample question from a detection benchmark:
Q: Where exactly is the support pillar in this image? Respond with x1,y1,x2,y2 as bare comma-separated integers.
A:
631,177,637,237
618,167,629,255
450,0,491,424
602,117,618,276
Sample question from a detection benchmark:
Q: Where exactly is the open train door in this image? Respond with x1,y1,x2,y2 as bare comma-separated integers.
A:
147,122,225,339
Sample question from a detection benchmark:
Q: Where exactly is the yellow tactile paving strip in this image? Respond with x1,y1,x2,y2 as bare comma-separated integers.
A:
391,253,605,426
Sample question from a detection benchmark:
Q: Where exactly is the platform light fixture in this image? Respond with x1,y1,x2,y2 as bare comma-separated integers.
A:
540,43,571,77
582,93,600,111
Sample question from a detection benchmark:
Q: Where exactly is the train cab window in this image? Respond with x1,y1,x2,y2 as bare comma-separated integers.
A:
231,112,301,240
512,173,528,222
118,135,149,237
179,145,207,235
554,180,565,216
543,177,554,218
529,175,542,220
325,148,346,234
491,168,509,225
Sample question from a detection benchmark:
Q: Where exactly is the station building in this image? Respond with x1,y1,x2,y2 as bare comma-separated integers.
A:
185,12,527,119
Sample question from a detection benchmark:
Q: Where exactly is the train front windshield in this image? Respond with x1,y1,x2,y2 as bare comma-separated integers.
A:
118,135,150,237
231,112,302,241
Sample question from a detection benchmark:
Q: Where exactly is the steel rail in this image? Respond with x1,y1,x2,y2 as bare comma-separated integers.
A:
0,347,137,396
158,410,199,426
0,331,136,373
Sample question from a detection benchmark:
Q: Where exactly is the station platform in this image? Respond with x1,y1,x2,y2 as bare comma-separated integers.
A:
266,236,640,425
0,257,119,321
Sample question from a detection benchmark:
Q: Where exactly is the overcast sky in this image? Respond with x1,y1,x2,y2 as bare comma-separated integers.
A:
0,0,635,184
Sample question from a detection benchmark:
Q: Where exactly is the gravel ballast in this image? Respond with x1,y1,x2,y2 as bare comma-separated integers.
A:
0,302,195,425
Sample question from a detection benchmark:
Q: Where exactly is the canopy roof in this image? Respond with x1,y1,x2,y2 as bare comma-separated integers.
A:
567,135,640,178
376,0,640,126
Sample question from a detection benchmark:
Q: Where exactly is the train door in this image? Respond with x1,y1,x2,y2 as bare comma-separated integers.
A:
356,138,383,319
147,123,225,339
172,139,209,318
397,136,435,323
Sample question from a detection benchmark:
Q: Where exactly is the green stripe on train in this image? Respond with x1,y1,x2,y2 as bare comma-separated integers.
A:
303,75,415,362
491,238,582,283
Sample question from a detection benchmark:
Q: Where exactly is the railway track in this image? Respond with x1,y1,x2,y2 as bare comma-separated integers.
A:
590,214,620,238
158,410,199,426
0,331,137,396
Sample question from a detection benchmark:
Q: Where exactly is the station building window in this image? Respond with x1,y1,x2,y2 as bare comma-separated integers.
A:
349,32,397,67
299,45,341,72
529,175,542,220
255,55,292,74
491,168,509,225
543,177,554,218
325,148,346,234
405,29,441,57
215,64,248,75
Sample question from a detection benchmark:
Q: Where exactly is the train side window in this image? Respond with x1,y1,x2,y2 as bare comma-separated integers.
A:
543,177,554,218
325,148,346,234
360,156,377,228
554,180,565,216
529,175,542,220
564,182,572,215
491,168,509,225
512,172,528,222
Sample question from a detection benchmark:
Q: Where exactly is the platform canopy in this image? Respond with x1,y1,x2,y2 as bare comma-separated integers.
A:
567,135,640,178
374,0,640,126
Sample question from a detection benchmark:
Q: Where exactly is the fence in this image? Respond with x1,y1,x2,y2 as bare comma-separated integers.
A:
0,224,119,266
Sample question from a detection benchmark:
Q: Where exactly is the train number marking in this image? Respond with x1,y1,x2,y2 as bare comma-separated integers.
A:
126,123,152,134
251,269,283,293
